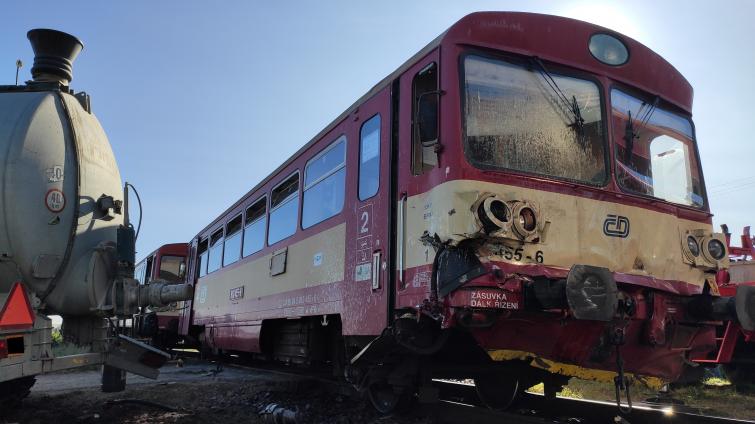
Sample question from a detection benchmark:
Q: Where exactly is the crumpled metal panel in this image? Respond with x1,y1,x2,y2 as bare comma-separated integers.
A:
403,179,713,291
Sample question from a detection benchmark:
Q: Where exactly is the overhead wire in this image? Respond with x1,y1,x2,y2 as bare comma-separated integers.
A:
708,175,755,190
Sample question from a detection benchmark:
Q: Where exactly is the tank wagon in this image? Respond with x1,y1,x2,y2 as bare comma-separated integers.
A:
134,243,189,348
176,12,755,411
0,29,191,406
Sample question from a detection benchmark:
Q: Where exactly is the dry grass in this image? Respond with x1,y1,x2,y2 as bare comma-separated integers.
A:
527,382,584,399
542,378,755,420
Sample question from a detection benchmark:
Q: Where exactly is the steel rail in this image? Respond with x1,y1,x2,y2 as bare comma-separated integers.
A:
434,380,755,424
181,352,755,424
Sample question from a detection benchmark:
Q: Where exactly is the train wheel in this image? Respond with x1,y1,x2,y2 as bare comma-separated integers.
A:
475,372,520,410
367,382,414,415
0,376,35,412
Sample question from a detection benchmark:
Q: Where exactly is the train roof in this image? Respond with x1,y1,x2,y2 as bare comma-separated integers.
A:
192,11,693,240
136,242,189,264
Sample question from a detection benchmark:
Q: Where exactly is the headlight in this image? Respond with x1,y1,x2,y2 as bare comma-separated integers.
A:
707,239,726,260
478,196,510,233
687,236,700,257
588,33,629,66
488,199,509,223
510,202,540,241
518,207,537,232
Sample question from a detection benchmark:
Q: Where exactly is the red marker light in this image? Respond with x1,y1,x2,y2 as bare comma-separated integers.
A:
0,282,35,330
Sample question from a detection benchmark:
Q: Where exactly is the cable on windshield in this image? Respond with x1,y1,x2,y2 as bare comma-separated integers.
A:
531,56,585,135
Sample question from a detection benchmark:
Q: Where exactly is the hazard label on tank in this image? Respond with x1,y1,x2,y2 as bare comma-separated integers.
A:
45,165,64,183
45,189,66,213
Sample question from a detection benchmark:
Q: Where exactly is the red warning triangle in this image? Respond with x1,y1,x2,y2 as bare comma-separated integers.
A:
0,282,34,330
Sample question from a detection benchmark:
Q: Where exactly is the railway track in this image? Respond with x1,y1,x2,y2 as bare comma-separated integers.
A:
202,352,754,424
432,380,755,424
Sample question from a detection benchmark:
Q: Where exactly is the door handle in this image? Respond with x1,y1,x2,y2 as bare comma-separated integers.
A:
372,251,381,290
397,192,407,288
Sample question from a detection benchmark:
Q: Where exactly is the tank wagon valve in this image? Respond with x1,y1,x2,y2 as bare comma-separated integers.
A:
96,194,123,219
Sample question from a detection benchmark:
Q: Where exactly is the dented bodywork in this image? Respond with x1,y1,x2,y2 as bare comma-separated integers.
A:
398,179,736,382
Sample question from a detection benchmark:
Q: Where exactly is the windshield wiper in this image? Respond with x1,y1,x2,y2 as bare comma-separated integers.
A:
636,96,659,133
624,110,638,163
531,57,585,135
623,96,659,163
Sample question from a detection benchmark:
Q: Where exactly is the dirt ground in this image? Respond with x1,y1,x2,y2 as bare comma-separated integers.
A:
3,360,755,423
0,361,428,424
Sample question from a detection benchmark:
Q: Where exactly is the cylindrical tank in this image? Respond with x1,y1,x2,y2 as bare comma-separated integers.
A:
0,30,124,316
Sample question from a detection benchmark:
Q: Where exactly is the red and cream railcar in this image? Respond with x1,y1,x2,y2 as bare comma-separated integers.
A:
135,243,189,347
178,12,755,410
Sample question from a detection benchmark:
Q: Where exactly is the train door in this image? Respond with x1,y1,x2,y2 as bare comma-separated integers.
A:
395,49,440,307
178,239,197,336
342,88,392,336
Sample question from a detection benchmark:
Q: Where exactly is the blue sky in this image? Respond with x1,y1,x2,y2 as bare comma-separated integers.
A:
2,1,753,258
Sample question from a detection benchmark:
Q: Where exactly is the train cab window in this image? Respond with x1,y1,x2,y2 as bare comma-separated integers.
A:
302,138,346,228
134,261,147,285
412,62,439,175
159,255,185,283
223,215,243,266
268,173,299,244
197,239,208,278
207,228,224,273
243,197,266,257
611,89,703,207
463,55,606,184
359,115,380,200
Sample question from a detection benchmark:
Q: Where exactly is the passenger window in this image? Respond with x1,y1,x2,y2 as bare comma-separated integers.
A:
359,115,380,200
243,197,266,257
268,173,299,245
223,215,242,266
412,62,439,175
207,229,224,273
302,138,346,228
197,239,208,278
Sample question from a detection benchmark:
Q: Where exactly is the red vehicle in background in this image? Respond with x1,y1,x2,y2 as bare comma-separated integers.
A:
692,226,755,387
135,243,189,348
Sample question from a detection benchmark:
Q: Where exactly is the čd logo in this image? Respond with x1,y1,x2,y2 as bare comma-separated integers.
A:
603,215,630,238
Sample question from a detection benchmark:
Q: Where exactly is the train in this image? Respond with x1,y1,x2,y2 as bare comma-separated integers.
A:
137,12,755,413
0,29,192,408
134,243,189,348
